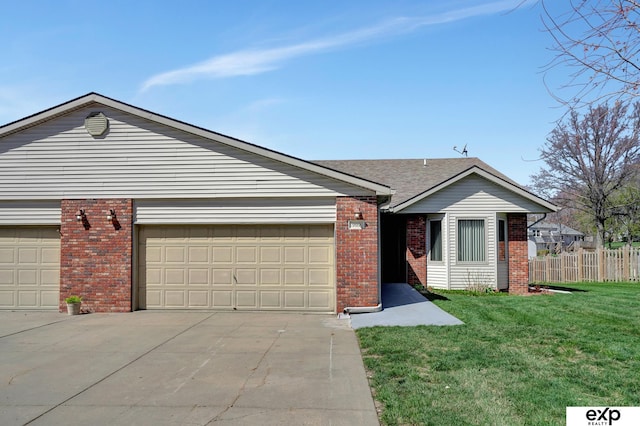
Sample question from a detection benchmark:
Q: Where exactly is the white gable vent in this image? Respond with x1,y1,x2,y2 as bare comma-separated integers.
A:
84,112,109,137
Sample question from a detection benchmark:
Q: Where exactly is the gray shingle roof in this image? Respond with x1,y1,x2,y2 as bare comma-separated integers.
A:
313,157,521,208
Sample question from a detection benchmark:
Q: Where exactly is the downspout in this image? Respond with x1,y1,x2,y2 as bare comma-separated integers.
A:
344,303,382,314
343,196,387,315
528,213,547,229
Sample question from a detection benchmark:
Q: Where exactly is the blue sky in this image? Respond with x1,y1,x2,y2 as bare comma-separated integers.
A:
1,0,568,186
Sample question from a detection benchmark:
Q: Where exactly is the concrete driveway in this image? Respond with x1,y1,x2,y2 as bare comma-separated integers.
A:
0,311,378,426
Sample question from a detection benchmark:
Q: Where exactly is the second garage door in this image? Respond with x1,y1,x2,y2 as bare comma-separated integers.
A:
138,224,335,311
0,227,60,310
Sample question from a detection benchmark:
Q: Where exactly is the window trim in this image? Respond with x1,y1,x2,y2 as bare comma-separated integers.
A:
429,219,443,262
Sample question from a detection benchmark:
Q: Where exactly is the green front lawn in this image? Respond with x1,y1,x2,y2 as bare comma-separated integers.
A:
356,283,640,425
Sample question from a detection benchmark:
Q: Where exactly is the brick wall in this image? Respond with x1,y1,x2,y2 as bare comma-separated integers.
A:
508,213,529,294
60,199,133,312
406,215,427,287
335,196,379,313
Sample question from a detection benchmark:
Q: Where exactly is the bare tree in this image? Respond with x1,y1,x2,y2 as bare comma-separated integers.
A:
531,102,640,246
542,0,640,108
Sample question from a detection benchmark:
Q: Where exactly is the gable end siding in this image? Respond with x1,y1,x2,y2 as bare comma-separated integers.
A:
0,105,373,200
399,175,547,214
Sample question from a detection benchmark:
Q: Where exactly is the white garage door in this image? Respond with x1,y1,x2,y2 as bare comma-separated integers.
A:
138,225,335,311
0,227,60,309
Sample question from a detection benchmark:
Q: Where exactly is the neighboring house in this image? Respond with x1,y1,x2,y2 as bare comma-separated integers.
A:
528,221,585,256
0,93,557,314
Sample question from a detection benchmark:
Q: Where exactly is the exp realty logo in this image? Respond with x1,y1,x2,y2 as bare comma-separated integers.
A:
585,408,620,425
567,407,640,426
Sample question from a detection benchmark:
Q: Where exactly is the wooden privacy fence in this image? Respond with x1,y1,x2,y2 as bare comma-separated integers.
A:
529,247,640,283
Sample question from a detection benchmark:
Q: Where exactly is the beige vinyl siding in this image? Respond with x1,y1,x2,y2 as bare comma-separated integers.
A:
135,198,336,224
0,104,373,200
0,201,61,224
401,175,546,214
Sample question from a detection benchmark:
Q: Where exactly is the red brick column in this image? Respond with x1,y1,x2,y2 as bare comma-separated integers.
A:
60,199,133,312
508,213,529,294
406,215,427,287
335,196,379,313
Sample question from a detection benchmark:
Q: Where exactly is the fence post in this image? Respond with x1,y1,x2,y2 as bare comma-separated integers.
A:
545,255,551,283
598,247,605,282
577,248,583,282
623,245,630,281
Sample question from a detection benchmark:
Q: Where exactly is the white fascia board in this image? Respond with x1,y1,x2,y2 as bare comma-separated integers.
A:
390,166,558,213
0,93,394,197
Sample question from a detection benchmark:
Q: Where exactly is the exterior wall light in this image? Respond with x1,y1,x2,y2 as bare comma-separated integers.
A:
76,209,86,221
107,209,116,221
349,211,366,230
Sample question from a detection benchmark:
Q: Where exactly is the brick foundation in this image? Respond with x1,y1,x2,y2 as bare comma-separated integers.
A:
60,199,133,312
508,213,529,294
406,215,427,287
335,196,379,313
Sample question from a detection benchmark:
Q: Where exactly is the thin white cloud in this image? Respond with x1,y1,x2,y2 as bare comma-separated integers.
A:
140,1,519,92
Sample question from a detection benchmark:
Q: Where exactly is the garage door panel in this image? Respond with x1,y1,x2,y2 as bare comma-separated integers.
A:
284,269,305,285
165,269,185,285
188,290,209,307
188,247,209,263
284,247,305,263
236,291,257,308
18,269,37,285
41,248,59,264
309,246,330,263
213,247,232,262
260,246,281,262
213,269,232,284
0,227,60,310
309,291,332,309
260,269,281,285
164,290,186,307
165,247,185,263
40,291,58,308
188,269,209,285
18,248,38,263
0,270,13,284
212,290,232,307
284,291,305,308
0,291,14,306
41,270,60,286
139,225,334,311
0,248,14,263
18,291,39,307
236,269,257,285
236,247,256,263
309,269,330,286
260,291,281,308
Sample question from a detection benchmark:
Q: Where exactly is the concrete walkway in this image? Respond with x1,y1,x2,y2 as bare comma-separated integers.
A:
0,311,379,426
350,284,464,329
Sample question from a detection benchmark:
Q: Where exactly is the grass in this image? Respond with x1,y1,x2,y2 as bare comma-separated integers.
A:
356,283,640,425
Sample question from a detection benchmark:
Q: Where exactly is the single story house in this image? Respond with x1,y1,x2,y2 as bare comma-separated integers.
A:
0,93,557,314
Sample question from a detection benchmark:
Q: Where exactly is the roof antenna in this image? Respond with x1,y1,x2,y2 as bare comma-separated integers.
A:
453,144,468,157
